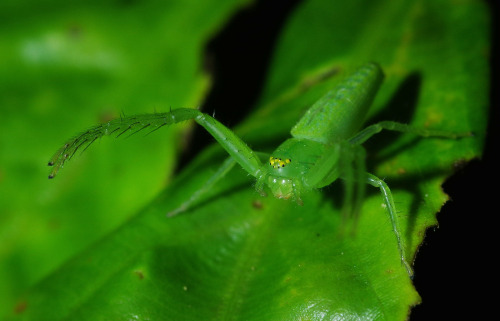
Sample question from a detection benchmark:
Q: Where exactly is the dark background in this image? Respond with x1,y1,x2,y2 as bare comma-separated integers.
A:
197,0,497,319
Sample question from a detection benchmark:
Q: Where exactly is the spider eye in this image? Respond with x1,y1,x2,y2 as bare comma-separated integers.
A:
269,156,292,169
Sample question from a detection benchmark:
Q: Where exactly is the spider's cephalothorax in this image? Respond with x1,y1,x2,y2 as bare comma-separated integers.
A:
265,156,297,201
258,138,330,204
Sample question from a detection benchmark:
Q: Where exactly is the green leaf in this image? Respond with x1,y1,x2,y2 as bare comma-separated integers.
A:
1,0,489,320
0,0,251,317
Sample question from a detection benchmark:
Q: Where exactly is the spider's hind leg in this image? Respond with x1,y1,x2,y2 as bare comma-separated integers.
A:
351,145,367,225
338,144,366,234
348,120,471,146
366,173,413,277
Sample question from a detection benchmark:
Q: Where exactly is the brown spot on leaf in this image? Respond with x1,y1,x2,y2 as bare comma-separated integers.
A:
14,301,27,314
252,200,263,210
134,270,145,280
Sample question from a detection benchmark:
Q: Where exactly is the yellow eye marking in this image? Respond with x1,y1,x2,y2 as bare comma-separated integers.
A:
269,156,291,169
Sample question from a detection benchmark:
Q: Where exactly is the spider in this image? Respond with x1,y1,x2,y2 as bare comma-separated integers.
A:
48,62,469,276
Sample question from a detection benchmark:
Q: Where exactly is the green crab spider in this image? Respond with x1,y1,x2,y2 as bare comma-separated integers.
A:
48,62,469,277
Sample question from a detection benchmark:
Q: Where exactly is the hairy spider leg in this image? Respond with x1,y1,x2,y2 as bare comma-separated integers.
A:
337,143,357,224
167,157,238,217
298,141,366,225
297,141,366,217
301,141,412,276
366,173,413,277
343,120,472,277
48,108,264,180
193,112,263,177
166,152,273,217
349,145,367,224
163,137,281,216
348,120,472,146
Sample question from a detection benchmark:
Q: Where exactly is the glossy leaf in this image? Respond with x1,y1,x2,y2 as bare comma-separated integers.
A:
0,0,251,317
0,0,489,320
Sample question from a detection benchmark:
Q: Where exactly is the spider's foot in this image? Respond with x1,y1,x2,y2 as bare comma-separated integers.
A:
166,205,187,218
402,257,414,279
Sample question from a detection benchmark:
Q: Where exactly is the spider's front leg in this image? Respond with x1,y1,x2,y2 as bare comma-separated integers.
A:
167,157,237,217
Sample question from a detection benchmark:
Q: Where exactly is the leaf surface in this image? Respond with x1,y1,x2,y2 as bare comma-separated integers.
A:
0,0,251,317
1,0,489,320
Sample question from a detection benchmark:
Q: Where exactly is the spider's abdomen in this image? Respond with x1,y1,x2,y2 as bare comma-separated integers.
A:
291,62,383,143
